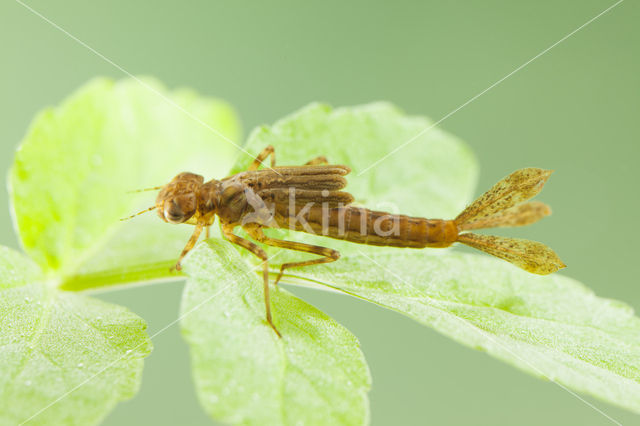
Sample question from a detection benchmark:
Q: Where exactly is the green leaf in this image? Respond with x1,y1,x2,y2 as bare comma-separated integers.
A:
180,240,371,426
0,246,152,425
280,249,640,414
9,77,241,290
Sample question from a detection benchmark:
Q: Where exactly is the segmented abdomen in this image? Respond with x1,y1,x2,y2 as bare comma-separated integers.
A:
272,204,457,248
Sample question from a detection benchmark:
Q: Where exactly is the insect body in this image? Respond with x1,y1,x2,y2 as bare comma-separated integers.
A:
126,146,565,336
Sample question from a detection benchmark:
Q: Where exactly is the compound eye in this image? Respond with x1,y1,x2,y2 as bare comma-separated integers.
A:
164,199,185,224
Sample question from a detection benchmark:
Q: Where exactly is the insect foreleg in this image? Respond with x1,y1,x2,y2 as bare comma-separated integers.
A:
246,226,340,286
174,224,204,271
247,145,276,171
221,224,281,337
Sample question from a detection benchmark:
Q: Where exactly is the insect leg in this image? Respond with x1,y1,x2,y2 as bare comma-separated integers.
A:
247,145,276,171
174,224,204,271
246,227,340,286
205,225,210,239
221,224,281,337
304,155,328,165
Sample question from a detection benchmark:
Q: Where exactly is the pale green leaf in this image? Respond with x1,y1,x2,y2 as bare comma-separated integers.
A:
280,249,640,414
0,246,152,425
180,240,371,426
9,77,241,290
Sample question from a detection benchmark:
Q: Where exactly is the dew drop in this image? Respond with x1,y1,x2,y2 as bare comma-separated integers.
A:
77,362,84,368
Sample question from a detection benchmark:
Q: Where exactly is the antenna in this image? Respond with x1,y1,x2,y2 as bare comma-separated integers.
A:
127,186,163,194
120,206,156,221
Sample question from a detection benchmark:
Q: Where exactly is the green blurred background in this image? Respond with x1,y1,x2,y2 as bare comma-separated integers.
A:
1,0,638,424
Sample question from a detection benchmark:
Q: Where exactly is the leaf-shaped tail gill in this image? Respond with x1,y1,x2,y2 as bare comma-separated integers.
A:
455,168,553,228
457,233,566,275
457,201,551,231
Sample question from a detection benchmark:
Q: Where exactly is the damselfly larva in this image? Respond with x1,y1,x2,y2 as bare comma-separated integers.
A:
124,145,565,336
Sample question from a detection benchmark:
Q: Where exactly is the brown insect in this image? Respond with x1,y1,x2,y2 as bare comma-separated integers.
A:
124,145,565,336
